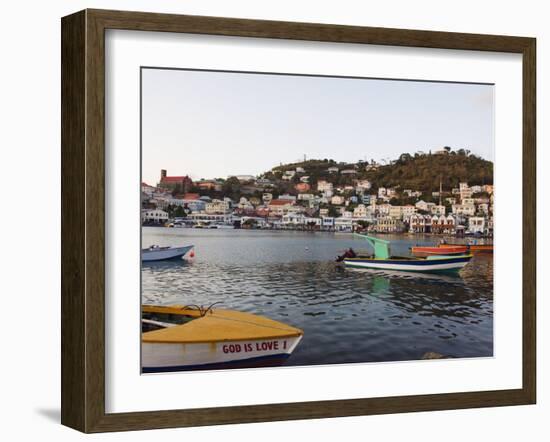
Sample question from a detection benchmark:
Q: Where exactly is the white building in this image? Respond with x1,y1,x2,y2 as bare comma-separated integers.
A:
415,200,435,212
141,209,168,224
353,204,368,218
262,193,273,204
468,217,486,234
389,206,403,219
452,204,476,216
430,205,446,216
317,180,333,192
205,199,230,214
279,194,297,201
331,195,345,205
355,179,372,192
297,193,315,201
402,205,416,217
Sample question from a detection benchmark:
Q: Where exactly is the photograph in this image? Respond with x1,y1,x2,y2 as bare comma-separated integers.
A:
140,67,495,374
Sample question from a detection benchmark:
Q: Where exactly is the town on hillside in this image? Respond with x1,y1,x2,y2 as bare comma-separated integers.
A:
141,148,494,236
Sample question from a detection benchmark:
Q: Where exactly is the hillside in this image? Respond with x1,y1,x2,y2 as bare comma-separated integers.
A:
263,151,493,194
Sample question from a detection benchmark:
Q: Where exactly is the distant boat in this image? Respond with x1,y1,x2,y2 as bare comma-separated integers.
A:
411,245,468,257
142,304,304,372
339,235,472,274
141,245,194,262
440,243,493,254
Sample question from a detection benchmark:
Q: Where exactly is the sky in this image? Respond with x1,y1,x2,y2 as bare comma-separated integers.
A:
141,68,494,186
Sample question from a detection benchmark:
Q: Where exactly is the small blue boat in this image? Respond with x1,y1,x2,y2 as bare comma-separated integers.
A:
340,235,472,274
141,245,194,262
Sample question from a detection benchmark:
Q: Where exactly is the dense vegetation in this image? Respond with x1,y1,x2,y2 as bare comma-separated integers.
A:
364,152,493,192
264,150,493,195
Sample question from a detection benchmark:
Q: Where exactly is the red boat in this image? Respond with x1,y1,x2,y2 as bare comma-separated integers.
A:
440,243,493,254
411,245,468,257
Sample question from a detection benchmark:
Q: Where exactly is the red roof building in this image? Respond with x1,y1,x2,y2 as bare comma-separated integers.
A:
157,169,193,192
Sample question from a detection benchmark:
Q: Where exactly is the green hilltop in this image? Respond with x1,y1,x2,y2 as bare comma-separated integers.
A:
263,149,493,193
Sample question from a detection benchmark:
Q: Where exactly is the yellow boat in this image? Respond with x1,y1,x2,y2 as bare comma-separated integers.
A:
142,304,304,372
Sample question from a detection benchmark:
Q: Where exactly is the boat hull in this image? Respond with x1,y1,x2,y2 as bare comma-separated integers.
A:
142,335,303,372
411,246,468,257
141,245,194,262
343,255,472,273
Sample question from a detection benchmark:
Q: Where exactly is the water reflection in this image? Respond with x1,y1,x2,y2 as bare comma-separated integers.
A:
142,228,493,365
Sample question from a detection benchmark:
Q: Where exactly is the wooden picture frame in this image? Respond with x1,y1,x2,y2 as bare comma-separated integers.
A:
61,9,536,433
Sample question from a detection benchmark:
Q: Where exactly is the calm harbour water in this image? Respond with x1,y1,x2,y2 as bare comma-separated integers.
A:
142,227,493,367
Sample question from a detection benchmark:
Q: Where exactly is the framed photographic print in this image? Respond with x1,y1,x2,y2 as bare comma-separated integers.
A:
61,9,536,433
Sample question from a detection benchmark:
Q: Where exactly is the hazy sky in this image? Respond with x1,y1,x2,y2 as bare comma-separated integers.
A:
141,68,494,186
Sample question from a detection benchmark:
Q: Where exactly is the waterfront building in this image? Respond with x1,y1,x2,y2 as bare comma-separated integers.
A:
141,209,168,224
187,213,233,224
335,216,354,232
468,216,486,234
321,216,335,230
319,208,329,217
409,214,433,233
375,216,405,233
431,215,456,234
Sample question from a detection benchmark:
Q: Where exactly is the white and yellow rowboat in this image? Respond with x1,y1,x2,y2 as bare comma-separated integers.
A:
142,304,304,373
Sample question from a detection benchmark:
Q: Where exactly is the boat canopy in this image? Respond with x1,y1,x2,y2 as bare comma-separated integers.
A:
354,234,390,259
142,305,303,344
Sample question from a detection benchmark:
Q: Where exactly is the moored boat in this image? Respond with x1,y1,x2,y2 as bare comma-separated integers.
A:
340,235,472,274
440,243,493,254
411,245,468,257
142,304,304,372
141,245,194,262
